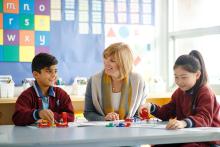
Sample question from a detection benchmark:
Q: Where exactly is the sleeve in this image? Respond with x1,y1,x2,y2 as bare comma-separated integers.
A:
83,78,105,121
187,89,215,127
53,90,74,122
12,92,37,126
141,80,148,105
151,91,177,121
131,74,149,118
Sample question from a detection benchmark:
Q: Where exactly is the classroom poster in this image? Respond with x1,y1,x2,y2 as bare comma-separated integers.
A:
0,0,155,85
0,0,50,62
105,24,156,79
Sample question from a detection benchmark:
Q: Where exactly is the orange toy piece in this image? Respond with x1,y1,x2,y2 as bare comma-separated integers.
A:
38,120,51,128
140,108,150,120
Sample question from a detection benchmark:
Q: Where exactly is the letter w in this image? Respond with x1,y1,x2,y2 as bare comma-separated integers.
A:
7,34,16,42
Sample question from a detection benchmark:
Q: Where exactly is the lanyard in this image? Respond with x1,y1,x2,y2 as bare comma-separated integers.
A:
38,97,49,109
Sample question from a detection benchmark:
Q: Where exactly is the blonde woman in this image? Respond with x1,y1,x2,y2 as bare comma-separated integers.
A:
84,42,148,121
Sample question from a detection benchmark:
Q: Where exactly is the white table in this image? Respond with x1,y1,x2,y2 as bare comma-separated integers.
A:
0,124,220,147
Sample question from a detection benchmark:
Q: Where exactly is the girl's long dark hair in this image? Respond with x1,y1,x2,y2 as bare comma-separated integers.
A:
189,50,207,88
173,50,208,114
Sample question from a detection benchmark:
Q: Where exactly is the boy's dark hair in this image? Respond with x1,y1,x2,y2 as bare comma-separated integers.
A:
173,50,208,114
32,53,58,73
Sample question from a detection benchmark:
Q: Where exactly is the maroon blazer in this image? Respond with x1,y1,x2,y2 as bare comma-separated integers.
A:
152,85,220,146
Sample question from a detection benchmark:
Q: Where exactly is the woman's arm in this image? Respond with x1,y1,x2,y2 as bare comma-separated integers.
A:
83,78,105,121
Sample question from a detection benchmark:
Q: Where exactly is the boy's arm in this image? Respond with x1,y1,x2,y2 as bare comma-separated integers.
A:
12,93,37,126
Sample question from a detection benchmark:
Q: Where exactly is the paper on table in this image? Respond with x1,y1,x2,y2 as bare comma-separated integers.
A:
68,121,110,127
131,123,166,129
68,120,126,127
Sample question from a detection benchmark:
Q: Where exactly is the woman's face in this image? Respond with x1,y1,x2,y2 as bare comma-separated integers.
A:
104,55,120,79
174,66,201,91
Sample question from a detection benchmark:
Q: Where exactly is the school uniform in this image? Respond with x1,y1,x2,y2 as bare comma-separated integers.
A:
151,85,220,146
12,81,74,126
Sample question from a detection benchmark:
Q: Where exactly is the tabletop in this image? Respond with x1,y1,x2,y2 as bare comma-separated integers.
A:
0,123,220,147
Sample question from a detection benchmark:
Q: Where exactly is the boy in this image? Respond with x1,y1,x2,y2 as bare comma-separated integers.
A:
12,53,74,126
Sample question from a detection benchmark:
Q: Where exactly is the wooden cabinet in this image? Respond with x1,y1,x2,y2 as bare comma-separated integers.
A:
0,100,16,125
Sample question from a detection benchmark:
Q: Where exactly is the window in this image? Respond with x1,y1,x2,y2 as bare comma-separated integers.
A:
169,0,220,93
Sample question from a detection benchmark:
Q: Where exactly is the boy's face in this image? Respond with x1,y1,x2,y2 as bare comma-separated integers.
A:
33,65,58,87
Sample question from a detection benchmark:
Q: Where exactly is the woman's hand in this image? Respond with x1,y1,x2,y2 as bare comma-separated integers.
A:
105,112,119,121
166,118,187,129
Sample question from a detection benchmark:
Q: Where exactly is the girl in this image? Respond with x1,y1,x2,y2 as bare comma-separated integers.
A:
140,50,220,147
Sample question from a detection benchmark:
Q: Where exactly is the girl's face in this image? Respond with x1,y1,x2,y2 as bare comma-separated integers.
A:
103,55,120,79
174,66,201,91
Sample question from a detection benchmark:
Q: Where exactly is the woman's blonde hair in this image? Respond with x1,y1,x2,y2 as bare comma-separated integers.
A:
103,42,133,80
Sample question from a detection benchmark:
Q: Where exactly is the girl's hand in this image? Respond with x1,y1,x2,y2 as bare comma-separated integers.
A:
138,103,151,119
166,118,187,129
105,112,119,121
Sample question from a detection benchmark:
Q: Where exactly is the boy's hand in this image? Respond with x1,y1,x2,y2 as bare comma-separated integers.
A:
39,109,54,123
138,103,151,119
166,119,187,129
105,112,119,121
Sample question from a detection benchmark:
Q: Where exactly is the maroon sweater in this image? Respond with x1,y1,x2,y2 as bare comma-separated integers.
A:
12,86,74,126
152,85,220,146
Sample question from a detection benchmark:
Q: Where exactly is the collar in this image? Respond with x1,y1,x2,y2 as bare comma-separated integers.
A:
33,81,55,98
185,87,194,96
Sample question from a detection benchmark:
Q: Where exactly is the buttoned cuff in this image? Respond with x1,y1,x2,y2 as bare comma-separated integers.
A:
33,109,40,120
184,118,194,128
150,103,156,113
